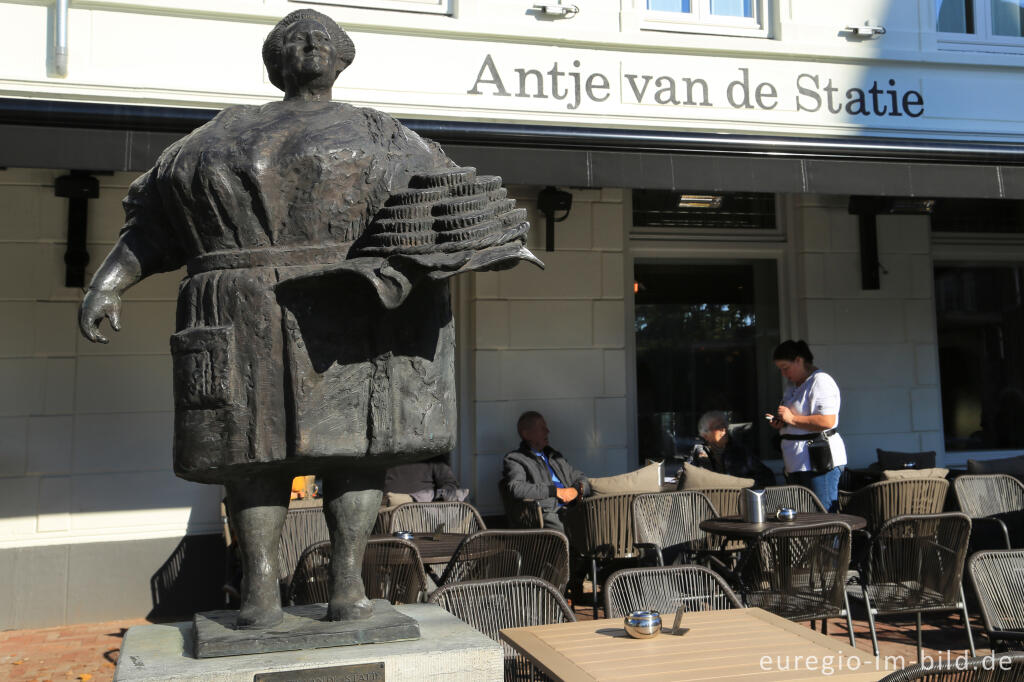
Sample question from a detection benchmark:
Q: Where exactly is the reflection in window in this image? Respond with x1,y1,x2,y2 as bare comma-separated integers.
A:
937,0,974,32
634,261,780,466
992,0,1024,36
649,0,691,10
936,266,1024,451
710,0,752,17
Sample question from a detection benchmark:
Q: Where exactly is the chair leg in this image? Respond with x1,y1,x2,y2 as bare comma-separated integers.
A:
862,584,879,657
960,585,977,657
591,557,599,620
842,589,856,647
822,619,828,635
916,612,923,664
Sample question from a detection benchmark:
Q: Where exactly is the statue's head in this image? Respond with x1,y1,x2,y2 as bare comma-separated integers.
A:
262,9,356,93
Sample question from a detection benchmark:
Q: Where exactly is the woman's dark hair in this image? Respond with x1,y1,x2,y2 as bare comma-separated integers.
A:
773,339,814,364
262,9,356,92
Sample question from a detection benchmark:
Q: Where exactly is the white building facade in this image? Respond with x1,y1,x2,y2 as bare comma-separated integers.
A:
3,0,1024,627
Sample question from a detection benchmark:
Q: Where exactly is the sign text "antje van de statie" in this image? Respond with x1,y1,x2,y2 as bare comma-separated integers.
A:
467,55,925,118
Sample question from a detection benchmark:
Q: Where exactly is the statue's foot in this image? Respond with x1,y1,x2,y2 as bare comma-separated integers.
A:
236,602,284,630
327,576,374,621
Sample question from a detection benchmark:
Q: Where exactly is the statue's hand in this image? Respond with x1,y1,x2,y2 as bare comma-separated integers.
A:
79,289,122,344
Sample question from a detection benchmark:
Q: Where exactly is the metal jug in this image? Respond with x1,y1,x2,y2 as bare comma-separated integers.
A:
740,488,766,523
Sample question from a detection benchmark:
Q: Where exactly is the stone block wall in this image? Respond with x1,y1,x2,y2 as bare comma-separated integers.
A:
469,188,629,515
791,194,944,465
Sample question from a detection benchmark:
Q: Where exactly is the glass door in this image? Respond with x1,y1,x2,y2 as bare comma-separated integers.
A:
634,260,781,467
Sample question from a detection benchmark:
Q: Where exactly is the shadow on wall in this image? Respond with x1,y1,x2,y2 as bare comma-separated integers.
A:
147,534,227,621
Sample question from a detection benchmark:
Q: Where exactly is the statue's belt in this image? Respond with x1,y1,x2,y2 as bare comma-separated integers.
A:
187,245,354,275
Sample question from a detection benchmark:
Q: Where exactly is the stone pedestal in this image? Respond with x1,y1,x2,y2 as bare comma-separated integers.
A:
113,604,503,681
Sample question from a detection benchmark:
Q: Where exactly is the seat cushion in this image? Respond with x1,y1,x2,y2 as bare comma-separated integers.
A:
589,463,663,495
881,467,950,481
967,454,1024,478
678,462,754,490
876,449,937,470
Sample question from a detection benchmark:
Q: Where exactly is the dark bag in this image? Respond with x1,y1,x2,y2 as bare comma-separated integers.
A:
807,434,835,474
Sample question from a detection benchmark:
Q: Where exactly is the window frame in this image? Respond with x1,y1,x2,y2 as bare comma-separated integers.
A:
638,0,769,39
289,0,453,16
936,0,1024,54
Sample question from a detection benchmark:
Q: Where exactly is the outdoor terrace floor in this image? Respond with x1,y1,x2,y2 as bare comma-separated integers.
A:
0,594,990,681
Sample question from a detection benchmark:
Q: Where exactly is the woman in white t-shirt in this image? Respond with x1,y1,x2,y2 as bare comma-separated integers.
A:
768,340,846,512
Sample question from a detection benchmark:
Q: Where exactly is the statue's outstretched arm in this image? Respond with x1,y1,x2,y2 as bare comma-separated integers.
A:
78,229,166,344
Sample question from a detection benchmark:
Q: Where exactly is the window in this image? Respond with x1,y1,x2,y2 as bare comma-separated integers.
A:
931,198,1024,234
634,261,781,466
642,0,767,37
633,190,776,231
935,265,1024,451
937,0,1024,48
288,0,452,15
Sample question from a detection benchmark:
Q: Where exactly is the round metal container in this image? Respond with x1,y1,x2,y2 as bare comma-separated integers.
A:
775,507,797,522
392,530,414,540
623,610,662,639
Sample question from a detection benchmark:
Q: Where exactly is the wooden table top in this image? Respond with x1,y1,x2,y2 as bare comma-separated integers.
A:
500,607,881,681
700,513,866,540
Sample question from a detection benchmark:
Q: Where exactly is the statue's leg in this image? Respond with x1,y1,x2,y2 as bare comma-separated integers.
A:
321,471,382,621
225,475,289,629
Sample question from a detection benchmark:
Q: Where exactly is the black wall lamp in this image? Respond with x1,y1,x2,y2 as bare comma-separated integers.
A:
537,186,572,252
848,196,934,290
55,170,101,288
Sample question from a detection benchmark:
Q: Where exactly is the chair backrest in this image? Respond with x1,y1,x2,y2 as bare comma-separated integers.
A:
278,501,329,584
762,485,826,513
286,540,331,606
878,653,1024,681
603,565,743,619
631,491,717,556
428,577,576,678
388,501,486,534
438,529,570,592
363,537,429,604
955,474,1024,518
967,549,1024,644
691,488,741,517
844,479,950,534
738,521,852,622
867,513,972,610
564,493,637,559
497,481,543,529
287,537,429,606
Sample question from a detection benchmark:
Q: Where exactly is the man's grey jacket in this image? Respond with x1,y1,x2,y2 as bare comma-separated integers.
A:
501,441,592,511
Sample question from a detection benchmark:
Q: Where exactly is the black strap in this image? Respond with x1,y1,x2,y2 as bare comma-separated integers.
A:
779,428,837,441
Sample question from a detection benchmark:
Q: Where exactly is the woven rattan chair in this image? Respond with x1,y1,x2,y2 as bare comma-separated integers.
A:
278,499,329,588
387,501,486,534
967,549,1024,651
498,481,544,529
763,485,827,513
955,474,1024,550
437,529,570,592
692,488,742,517
563,492,639,618
429,577,575,681
603,564,743,619
631,491,718,566
878,653,1024,681
287,537,429,606
854,512,976,661
839,479,950,534
735,520,856,646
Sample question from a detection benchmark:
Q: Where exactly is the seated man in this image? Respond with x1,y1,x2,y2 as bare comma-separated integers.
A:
384,456,466,502
688,410,777,488
502,411,591,532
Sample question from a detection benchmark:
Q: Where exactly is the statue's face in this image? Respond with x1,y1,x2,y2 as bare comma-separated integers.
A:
280,19,338,88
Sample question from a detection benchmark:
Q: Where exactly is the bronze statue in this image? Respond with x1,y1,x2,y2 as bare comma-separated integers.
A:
79,9,538,631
